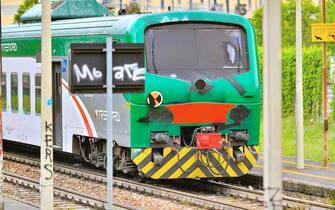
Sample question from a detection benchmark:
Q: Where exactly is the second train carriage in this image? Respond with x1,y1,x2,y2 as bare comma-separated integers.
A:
2,10,260,179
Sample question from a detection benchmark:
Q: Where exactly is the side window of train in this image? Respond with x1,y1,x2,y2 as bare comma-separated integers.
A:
11,73,18,113
23,74,31,114
1,73,6,111
35,74,41,115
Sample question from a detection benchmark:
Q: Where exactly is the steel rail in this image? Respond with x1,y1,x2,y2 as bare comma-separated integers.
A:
206,180,335,210
5,152,335,209
114,176,250,210
3,171,133,210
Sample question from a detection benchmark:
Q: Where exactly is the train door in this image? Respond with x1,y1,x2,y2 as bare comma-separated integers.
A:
53,62,62,149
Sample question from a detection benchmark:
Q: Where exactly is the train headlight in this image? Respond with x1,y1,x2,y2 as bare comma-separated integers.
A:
195,79,207,90
230,105,250,123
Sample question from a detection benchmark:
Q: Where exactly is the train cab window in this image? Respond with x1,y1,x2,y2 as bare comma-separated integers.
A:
145,23,248,80
35,74,41,114
23,74,31,114
11,73,18,112
1,74,6,111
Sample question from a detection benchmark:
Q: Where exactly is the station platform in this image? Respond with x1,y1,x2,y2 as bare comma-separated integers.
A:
250,156,335,193
4,197,38,210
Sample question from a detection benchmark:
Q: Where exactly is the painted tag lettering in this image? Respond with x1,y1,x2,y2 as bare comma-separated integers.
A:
113,63,145,82
44,121,53,180
73,64,103,83
94,110,121,122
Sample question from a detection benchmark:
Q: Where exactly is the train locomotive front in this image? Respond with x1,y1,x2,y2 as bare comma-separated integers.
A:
122,12,261,179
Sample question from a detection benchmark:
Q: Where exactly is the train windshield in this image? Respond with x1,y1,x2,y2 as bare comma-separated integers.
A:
145,23,248,80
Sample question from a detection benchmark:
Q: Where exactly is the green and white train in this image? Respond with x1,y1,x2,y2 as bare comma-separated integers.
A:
2,2,261,179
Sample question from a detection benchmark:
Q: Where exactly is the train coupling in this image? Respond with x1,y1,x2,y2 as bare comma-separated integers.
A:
229,131,249,163
233,148,246,163
195,132,222,150
153,151,164,166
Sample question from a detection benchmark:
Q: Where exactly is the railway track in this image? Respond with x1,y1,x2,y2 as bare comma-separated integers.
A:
3,170,136,210
4,179,91,209
4,153,251,210
5,152,335,210
3,153,135,209
4,171,110,209
201,180,335,209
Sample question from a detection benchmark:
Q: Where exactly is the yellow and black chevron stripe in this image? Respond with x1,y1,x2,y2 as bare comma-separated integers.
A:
131,146,258,179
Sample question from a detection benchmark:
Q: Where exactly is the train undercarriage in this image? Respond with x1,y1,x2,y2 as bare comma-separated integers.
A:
74,126,259,179
74,135,138,175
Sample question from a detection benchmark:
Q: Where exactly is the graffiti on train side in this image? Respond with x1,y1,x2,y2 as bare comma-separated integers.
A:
73,62,145,84
69,43,145,93
113,63,145,82
73,64,103,83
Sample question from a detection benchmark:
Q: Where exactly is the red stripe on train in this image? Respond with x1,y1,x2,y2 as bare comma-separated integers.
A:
166,103,235,124
62,82,94,137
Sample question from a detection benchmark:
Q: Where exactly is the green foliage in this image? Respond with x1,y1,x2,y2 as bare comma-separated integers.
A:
23,95,31,114
260,115,335,163
258,47,333,118
125,2,141,14
327,0,335,23
36,94,41,114
14,0,38,23
328,198,335,206
300,47,324,118
331,56,335,120
11,94,18,112
251,0,335,47
1,96,6,110
251,8,263,46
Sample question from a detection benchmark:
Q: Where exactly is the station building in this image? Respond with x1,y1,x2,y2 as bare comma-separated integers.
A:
100,0,263,18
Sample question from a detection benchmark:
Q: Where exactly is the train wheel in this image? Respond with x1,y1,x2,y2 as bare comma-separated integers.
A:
103,155,119,175
134,172,146,183
113,156,120,176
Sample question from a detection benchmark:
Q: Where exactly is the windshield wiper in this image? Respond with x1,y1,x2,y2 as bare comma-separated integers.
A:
151,35,158,74
236,37,242,73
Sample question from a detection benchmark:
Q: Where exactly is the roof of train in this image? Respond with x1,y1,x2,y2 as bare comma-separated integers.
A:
2,11,251,40
2,14,140,39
